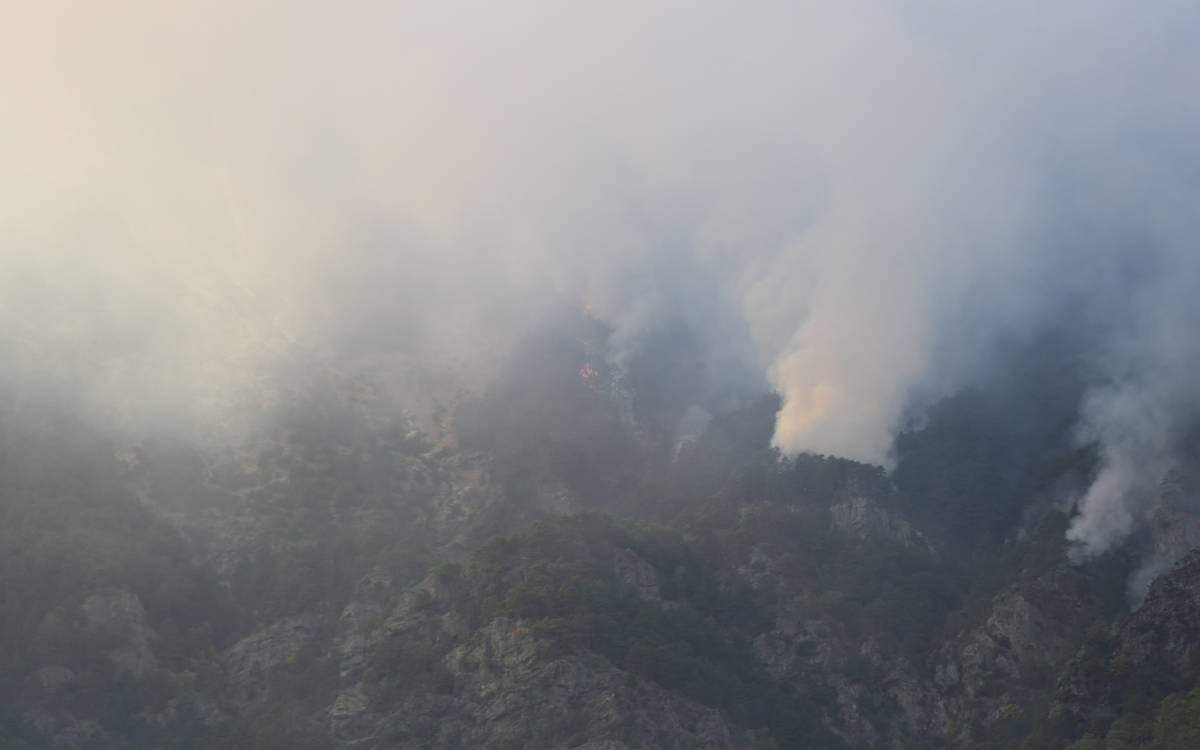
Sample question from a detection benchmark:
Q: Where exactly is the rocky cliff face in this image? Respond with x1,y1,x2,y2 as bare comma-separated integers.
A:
1054,548,1200,726
298,514,1111,750
1111,550,1200,682
332,610,754,750
830,497,919,548
227,523,767,750
727,505,1100,748
17,491,1200,750
12,364,1200,750
928,571,1098,744
81,590,158,679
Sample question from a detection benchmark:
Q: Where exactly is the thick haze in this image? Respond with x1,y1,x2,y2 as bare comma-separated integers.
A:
3,2,1200,557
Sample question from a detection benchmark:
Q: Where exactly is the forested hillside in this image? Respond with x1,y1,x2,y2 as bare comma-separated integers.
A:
8,1,1200,747
3,321,1199,750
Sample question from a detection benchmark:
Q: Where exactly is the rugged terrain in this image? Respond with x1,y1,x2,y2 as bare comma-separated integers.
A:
4,333,1200,750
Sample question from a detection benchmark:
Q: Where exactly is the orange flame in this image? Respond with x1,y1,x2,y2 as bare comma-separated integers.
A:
579,362,599,380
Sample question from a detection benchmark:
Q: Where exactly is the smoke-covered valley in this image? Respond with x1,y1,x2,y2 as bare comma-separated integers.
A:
4,2,1200,748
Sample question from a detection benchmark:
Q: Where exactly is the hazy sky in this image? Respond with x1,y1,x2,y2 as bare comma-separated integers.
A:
4,2,1200,557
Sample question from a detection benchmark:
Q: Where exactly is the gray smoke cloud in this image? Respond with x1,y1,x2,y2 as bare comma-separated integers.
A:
1068,237,1200,561
3,2,1200,560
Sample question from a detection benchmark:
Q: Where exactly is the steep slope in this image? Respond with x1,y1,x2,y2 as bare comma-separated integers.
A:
1033,549,1200,748
324,537,769,750
8,329,1200,749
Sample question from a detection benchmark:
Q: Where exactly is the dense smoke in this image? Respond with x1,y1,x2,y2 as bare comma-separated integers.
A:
3,2,1200,561
1067,250,1200,562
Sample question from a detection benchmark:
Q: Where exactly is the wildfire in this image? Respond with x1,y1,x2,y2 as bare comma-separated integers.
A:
576,299,601,390
577,323,601,387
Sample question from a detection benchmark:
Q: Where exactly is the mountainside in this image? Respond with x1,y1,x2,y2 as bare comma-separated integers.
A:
3,336,1200,750
10,3,1200,748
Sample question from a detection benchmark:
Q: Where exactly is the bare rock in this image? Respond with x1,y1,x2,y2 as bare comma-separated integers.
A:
830,497,917,547
223,612,323,705
81,590,157,678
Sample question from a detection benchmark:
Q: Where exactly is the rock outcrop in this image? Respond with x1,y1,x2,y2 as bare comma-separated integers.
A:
81,589,158,678
1056,548,1200,722
325,563,757,750
830,496,918,547
223,611,326,706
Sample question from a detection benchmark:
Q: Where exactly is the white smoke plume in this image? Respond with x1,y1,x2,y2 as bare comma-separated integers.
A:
3,1,1200,559
1068,248,1200,561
